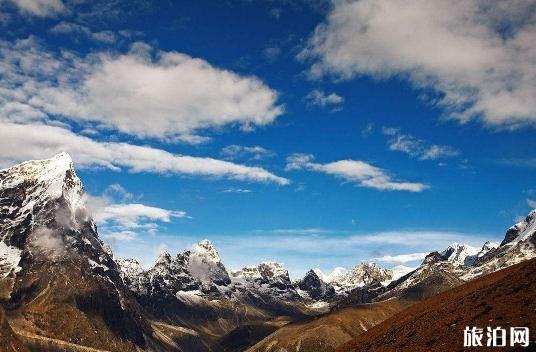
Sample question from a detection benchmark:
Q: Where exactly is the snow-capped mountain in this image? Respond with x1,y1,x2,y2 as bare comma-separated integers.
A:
381,212,536,299
119,239,231,298
0,153,150,350
463,210,536,279
2,154,535,352
329,263,393,291
231,261,292,290
391,265,415,280
440,242,480,266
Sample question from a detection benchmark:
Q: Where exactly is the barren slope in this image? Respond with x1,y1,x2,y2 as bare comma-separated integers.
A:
247,298,411,352
337,258,536,352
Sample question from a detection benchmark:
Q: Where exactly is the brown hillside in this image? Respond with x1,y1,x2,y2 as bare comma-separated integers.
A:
246,298,411,352
337,258,536,352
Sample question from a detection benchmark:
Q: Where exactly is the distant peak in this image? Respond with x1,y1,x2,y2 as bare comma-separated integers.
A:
192,239,221,262
52,152,73,162
155,252,172,265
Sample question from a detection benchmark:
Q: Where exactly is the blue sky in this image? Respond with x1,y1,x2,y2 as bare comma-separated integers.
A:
1,0,535,278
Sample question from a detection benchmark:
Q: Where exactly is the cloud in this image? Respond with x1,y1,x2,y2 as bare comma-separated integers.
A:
498,158,536,169
300,0,536,128
0,38,283,142
94,203,187,228
9,0,65,17
102,230,137,241
222,188,252,193
0,122,290,185
382,127,460,160
528,199,536,209
215,230,494,256
361,122,374,137
305,89,343,108
50,22,118,43
263,46,282,62
374,252,428,263
286,153,428,192
220,145,275,161
85,185,187,241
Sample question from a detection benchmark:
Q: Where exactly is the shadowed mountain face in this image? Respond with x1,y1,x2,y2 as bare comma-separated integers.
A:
336,257,536,352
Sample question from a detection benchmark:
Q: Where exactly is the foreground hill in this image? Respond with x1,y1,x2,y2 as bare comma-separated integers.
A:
337,257,536,352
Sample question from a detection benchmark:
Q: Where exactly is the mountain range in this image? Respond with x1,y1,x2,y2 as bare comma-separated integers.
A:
0,153,535,351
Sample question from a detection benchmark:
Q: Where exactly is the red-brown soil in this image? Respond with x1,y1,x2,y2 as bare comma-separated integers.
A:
337,258,536,352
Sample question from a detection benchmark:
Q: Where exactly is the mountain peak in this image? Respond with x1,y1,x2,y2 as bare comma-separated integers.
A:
192,239,221,263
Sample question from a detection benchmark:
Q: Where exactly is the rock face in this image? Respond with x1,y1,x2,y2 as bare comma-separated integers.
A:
297,270,335,300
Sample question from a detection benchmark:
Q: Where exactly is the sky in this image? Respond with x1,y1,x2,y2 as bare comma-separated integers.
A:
0,0,535,278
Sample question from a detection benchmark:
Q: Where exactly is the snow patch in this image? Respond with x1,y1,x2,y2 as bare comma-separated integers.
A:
0,242,22,279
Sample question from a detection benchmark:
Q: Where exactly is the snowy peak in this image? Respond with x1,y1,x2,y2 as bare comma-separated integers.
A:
312,267,348,284
0,152,88,234
441,242,480,266
257,261,290,281
501,210,536,246
117,258,144,279
231,261,292,290
477,241,499,258
391,265,415,280
330,262,393,289
0,152,78,199
191,239,221,263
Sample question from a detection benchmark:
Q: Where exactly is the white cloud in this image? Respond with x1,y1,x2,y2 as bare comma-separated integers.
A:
286,153,428,192
102,231,137,241
375,252,428,263
222,188,252,193
527,199,536,209
0,122,290,184
10,0,65,17
50,22,117,43
0,38,283,142
382,127,460,160
300,0,536,128
305,89,343,108
220,145,275,161
216,230,494,255
85,185,187,241
95,203,187,228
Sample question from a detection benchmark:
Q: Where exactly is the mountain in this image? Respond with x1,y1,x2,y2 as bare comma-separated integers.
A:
2,154,535,352
119,239,231,299
337,257,536,352
231,261,293,291
0,153,153,351
382,212,535,300
464,210,536,279
329,263,393,292
297,269,336,300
